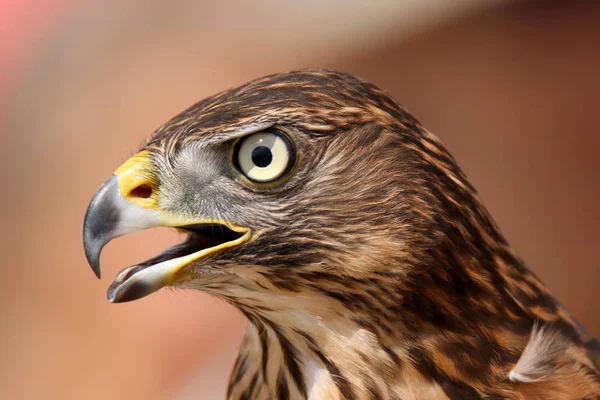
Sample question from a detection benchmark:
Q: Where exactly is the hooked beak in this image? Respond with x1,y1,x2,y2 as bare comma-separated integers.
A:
83,151,250,303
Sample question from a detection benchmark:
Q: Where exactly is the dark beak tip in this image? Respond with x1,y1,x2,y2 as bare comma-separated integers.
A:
92,265,102,279
83,234,103,279
83,175,120,281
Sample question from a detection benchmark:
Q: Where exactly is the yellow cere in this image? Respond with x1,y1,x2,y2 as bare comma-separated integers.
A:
114,150,158,208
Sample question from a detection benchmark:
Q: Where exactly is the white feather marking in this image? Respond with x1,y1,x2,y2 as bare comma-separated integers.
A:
508,321,569,383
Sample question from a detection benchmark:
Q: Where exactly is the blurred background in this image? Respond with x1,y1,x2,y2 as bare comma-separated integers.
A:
1,0,599,398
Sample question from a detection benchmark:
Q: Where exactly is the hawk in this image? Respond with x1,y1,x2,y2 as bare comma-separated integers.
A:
83,70,600,399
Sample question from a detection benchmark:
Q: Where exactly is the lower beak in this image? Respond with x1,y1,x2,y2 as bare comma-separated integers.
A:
82,151,250,303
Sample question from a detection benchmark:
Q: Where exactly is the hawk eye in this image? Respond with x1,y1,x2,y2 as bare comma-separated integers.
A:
234,129,294,183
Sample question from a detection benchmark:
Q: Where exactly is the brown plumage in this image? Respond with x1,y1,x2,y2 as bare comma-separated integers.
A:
83,69,600,399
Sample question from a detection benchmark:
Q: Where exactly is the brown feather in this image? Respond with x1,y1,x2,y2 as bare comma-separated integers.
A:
140,69,599,399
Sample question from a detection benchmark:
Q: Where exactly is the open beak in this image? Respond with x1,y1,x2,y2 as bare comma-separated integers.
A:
82,151,250,303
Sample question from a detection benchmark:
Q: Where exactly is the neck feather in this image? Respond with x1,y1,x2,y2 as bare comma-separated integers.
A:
223,233,584,399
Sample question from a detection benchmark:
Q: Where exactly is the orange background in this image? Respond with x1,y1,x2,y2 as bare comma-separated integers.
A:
1,1,599,398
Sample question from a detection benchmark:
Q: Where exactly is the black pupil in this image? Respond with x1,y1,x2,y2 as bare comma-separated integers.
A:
251,146,273,168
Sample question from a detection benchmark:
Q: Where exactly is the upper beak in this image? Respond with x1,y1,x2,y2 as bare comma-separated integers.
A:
83,151,162,279
83,150,249,303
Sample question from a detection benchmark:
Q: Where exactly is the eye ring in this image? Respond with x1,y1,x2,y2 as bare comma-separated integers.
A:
233,129,296,183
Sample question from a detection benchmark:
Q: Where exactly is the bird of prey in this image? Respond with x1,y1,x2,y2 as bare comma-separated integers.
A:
83,70,599,399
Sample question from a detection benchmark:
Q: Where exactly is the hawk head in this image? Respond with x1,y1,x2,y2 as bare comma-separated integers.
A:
84,70,444,309
83,70,593,398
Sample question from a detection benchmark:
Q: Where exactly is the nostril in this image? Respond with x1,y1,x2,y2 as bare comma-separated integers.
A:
129,184,153,199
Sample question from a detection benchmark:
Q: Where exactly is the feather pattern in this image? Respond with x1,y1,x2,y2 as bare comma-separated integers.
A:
136,69,600,399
